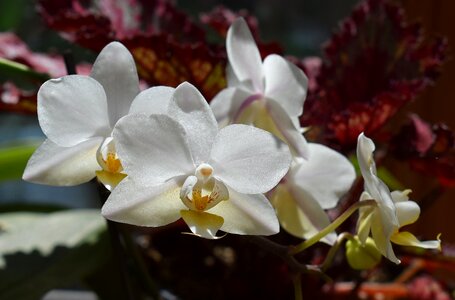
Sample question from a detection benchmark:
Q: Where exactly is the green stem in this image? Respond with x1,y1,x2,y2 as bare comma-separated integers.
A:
121,228,160,299
0,57,50,82
321,232,355,272
293,274,303,300
290,200,377,255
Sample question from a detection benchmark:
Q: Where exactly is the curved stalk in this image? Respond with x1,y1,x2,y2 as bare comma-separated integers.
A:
290,200,377,255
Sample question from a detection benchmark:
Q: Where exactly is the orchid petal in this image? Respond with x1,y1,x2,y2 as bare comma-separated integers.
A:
263,54,308,117
102,177,185,226
226,62,240,87
180,210,224,239
357,133,377,181
227,18,264,92
168,82,218,164
271,184,336,245
38,75,111,147
113,114,194,186
210,87,251,128
90,42,139,127
266,99,309,159
395,201,420,227
371,211,400,264
208,188,279,236
129,86,175,115
22,138,102,186
391,189,412,203
391,231,441,250
210,124,291,194
292,143,355,209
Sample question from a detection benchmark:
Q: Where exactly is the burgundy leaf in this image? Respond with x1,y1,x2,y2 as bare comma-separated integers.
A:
301,0,448,151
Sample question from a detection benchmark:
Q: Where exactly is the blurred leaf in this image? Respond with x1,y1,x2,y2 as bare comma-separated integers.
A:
0,209,109,300
0,0,26,31
0,141,40,182
0,58,50,89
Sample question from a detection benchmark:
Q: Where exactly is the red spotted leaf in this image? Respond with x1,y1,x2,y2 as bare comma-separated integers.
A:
302,0,447,151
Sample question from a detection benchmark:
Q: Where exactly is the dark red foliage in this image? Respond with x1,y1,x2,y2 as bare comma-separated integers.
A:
37,1,283,99
200,5,283,58
390,114,455,187
37,0,225,99
301,0,447,151
0,32,90,114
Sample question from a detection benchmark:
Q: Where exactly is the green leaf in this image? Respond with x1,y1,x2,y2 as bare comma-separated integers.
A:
0,0,27,31
0,209,110,300
0,58,50,89
0,141,40,182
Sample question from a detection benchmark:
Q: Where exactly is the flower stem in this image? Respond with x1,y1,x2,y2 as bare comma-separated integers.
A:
120,228,160,298
321,232,354,272
290,200,377,255
97,183,135,300
293,274,303,300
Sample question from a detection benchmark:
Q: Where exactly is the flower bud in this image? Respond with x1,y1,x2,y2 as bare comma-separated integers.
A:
346,236,381,270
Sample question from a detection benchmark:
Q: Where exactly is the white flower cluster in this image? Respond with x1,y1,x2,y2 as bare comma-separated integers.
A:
23,18,439,262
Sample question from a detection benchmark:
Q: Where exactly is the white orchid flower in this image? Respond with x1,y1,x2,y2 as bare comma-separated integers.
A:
102,82,291,239
210,18,309,158
270,143,356,245
356,133,441,264
22,42,175,190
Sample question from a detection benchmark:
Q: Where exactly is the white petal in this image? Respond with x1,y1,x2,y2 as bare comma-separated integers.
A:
90,42,140,127
210,124,291,194
208,188,279,236
369,176,400,228
22,138,102,186
210,87,251,128
391,189,412,203
227,18,264,92
395,201,420,227
102,177,185,226
371,209,400,264
37,75,111,147
263,54,308,117
226,62,240,87
357,133,377,181
271,184,336,245
266,99,309,159
291,143,355,209
168,82,218,164
129,86,175,115
113,114,194,186
180,210,224,239
391,231,441,250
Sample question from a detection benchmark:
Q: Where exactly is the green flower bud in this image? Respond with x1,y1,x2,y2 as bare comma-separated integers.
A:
346,236,381,270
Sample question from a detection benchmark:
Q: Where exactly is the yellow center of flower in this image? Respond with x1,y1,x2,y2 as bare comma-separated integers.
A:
105,152,122,173
192,189,212,211
95,138,126,191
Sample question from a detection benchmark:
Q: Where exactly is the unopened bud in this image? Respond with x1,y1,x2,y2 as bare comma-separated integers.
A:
346,236,381,270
